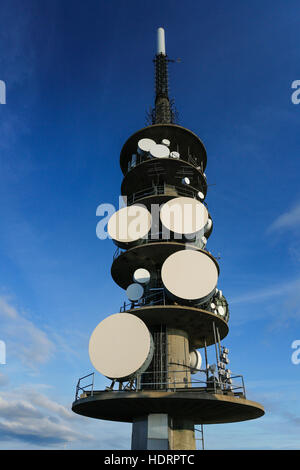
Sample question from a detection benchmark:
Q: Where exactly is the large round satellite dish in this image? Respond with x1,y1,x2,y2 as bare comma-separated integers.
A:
160,197,209,237
137,138,156,155
150,144,170,158
161,249,218,303
89,313,154,381
126,283,144,301
133,268,151,285
107,205,152,246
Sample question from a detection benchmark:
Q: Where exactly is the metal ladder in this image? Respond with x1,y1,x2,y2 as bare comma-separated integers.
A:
195,425,205,450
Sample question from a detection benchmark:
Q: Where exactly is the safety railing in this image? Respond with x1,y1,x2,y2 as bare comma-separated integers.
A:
119,287,229,323
125,183,207,206
120,288,166,312
126,153,204,176
112,235,209,261
75,372,94,401
74,370,246,401
136,370,246,397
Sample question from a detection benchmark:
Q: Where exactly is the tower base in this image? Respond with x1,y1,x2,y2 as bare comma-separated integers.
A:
131,414,196,450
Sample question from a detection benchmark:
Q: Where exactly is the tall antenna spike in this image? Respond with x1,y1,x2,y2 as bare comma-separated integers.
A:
153,27,173,124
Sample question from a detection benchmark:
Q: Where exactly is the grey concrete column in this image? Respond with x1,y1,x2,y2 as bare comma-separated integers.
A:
131,413,169,450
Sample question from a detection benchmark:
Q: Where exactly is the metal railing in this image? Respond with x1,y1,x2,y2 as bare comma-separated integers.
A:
112,236,209,261
119,287,229,323
120,288,166,312
126,153,204,176
75,372,94,401
125,183,207,206
136,369,246,396
74,370,246,401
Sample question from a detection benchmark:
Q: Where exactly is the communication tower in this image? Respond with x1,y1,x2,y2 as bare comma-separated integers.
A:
72,27,264,450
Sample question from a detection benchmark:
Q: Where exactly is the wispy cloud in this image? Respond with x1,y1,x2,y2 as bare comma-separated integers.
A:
230,278,300,305
267,202,300,233
0,296,55,367
0,384,132,449
0,383,95,448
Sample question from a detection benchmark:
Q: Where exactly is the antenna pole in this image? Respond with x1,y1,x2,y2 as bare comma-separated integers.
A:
154,27,172,124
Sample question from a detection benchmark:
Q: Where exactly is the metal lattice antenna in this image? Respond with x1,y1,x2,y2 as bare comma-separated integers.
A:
151,27,177,125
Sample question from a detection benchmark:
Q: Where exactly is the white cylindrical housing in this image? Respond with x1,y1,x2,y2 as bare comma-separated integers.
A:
157,27,166,55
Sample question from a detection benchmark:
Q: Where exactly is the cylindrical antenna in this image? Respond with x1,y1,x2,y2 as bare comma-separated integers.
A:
157,27,166,55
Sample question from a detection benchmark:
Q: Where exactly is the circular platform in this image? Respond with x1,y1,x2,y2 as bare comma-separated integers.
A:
120,124,207,175
121,157,207,197
128,305,228,349
72,390,264,425
111,242,219,290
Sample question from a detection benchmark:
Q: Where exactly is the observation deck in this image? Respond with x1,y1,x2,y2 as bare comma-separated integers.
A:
72,372,264,425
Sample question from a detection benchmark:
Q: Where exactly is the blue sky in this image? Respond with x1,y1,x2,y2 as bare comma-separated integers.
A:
0,0,300,449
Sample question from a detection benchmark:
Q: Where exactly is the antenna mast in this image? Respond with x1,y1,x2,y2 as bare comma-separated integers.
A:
153,27,176,124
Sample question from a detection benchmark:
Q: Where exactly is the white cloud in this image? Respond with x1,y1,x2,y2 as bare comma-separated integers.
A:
230,278,300,305
0,387,94,448
0,296,55,367
267,202,300,233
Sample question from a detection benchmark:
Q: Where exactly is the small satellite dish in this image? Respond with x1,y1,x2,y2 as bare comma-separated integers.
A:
210,302,216,310
126,283,144,301
201,236,207,246
161,139,170,146
89,313,154,381
137,138,156,155
170,151,180,159
198,191,204,200
218,306,225,316
150,144,170,158
181,177,190,185
189,349,202,374
133,268,151,285
205,219,212,231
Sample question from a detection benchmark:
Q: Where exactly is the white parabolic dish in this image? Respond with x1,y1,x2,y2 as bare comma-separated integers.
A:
137,138,156,155
150,144,170,158
161,249,218,302
107,205,152,244
160,197,209,236
89,313,154,381
133,268,151,285
126,283,144,301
